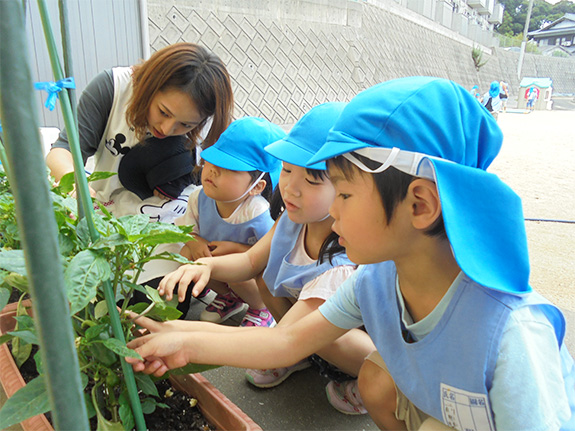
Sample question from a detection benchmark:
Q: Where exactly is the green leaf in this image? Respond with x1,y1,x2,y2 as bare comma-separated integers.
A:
0,250,27,275
91,233,131,250
94,300,109,319
13,315,35,331
137,230,193,246
8,329,38,345
118,393,134,431
148,251,193,265
134,373,159,397
92,385,124,431
0,376,50,429
87,171,117,183
65,250,112,314
140,397,157,414
0,333,13,346
85,323,108,341
102,338,143,360
3,273,28,293
12,338,32,368
0,287,9,311
57,171,76,194
117,214,151,240
169,363,221,375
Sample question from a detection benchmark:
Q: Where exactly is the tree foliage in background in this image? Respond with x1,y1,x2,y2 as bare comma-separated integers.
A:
497,0,575,36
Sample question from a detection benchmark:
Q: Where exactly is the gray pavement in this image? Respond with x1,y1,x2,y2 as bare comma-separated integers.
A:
186,293,377,431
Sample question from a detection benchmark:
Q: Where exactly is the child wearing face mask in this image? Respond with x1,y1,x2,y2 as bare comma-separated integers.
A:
164,117,285,327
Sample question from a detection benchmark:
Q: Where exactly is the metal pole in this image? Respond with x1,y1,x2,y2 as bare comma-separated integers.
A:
0,1,89,430
517,0,535,80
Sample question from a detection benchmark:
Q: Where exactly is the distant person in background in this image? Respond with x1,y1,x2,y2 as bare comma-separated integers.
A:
482,81,501,121
470,85,482,102
526,87,539,111
499,80,509,112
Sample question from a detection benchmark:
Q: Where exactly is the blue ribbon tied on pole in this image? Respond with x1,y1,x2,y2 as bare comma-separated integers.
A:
34,77,75,111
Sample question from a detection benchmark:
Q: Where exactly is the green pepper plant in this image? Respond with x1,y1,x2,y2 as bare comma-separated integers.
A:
0,168,214,430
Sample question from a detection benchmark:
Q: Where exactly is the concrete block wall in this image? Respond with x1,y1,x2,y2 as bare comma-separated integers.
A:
146,0,575,124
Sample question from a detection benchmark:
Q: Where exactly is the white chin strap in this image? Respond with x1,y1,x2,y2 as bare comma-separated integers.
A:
220,172,266,203
342,147,437,182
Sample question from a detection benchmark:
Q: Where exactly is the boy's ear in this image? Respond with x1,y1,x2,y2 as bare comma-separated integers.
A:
408,179,442,230
249,179,267,196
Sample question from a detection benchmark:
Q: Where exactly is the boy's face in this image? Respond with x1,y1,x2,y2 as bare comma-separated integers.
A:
329,165,408,265
201,161,254,203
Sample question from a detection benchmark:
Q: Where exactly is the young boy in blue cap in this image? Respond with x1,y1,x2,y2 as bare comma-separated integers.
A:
126,77,575,430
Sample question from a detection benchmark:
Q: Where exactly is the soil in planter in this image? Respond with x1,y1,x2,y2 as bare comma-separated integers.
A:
14,345,215,431
7,288,28,304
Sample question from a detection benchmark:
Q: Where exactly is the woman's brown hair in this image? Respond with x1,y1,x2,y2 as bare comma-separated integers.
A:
126,43,234,147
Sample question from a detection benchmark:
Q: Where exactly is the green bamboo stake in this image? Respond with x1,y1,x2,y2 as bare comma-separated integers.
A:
58,0,77,125
36,1,147,429
57,0,83,220
0,1,89,429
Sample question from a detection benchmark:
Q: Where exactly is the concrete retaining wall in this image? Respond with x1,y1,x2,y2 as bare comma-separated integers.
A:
146,0,575,124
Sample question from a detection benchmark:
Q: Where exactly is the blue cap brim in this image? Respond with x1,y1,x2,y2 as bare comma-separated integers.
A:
201,145,256,172
265,137,326,170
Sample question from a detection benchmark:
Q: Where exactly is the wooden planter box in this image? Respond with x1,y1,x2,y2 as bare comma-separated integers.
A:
0,301,261,431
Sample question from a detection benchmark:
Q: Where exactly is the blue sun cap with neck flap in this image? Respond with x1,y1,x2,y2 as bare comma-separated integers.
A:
264,102,346,170
200,117,285,189
308,76,530,295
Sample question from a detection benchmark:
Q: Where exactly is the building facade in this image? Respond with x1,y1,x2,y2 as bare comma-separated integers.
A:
528,13,575,56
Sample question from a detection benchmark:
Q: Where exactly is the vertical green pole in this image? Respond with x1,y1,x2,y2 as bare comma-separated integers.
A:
0,1,89,430
35,1,146,429
58,0,77,124
57,0,84,220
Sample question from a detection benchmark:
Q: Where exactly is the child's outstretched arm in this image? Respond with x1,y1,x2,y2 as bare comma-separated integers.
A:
126,308,348,377
159,223,277,301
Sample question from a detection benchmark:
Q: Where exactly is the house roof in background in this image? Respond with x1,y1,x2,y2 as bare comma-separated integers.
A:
528,13,575,38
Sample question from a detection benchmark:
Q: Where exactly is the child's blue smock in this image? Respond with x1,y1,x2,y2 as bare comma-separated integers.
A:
196,189,273,245
320,262,575,430
262,212,354,297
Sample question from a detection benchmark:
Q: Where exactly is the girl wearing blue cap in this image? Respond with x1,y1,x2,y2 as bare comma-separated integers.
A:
155,103,374,414
166,116,285,328
126,77,574,430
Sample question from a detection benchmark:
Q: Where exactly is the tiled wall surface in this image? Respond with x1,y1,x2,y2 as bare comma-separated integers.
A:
147,0,575,124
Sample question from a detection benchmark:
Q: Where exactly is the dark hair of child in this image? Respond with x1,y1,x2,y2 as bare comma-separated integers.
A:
268,168,346,264
329,152,447,239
